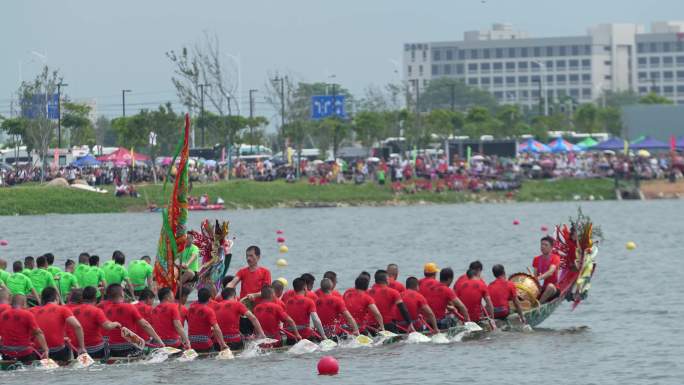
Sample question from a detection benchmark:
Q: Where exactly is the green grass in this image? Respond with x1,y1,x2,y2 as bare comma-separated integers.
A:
0,178,616,216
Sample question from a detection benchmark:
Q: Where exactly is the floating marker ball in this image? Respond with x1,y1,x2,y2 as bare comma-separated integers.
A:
276,277,288,288
540,226,548,232
279,245,289,253
0,240,7,246
513,220,520,225
276,237,286,243
276,230,284,234
317,356,339,376
276,258,288,267
626,241,636,250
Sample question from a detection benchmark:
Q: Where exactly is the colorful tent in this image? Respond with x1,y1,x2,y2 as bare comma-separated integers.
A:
630,136,669,150
548,137,581,153
96,148,150,165
576,137,598,149
70,154,101,167
518,138,551,153
592,137,625,151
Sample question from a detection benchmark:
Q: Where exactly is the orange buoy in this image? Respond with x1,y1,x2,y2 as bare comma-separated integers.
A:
317,356,339,375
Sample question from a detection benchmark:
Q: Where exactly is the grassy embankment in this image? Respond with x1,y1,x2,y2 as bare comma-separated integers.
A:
0,178,616,216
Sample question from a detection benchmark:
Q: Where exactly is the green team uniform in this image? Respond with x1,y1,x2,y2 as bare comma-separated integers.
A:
22,268,33,276
57,271,79,301
103,263,129,285
47,266,62,278
81,267,106,298
129,260,153,291
30,268,56,295
6,273,34,295
180,244,200,272
0,269,10,285
74,264,91,286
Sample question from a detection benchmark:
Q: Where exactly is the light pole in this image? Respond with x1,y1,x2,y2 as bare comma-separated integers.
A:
121,89,132,117
199,83,211,148
272,75,287,154
57,82,68,148
248,89,258,149
532,60,548,116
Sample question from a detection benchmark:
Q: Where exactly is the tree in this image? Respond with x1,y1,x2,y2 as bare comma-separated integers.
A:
573,104,601,134
598,106,623,136
638,92,673,105
62,102,95,147
495,105,525,138
601,90,639,108
18,66,62,181
462,106,500,139
419,77,498,112
353,111,388,153
0,117,29,163
94,115,117,149
425,109,460,145
312,117,351,159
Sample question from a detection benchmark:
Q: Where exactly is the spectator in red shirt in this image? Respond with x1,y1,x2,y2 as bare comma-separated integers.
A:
73,286,121,358
368,270,414,334
150,287,190,350
387,264,406,293
0,294,49,363
284,278,327,342
214,287,264,350
34,287,86,361
254,285,300,346
488,264,525,323
399,277,438,332
187,288,228,353
315,278,359,337
343,276,384,333
534,236,562,303
455,269,494,322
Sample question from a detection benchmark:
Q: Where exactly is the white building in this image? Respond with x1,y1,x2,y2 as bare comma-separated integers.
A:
404,22,684,110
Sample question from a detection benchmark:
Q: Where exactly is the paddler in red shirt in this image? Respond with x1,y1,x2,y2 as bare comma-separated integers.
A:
387,264,406,293
0,288,10,314
343,276,384,333
214,287,265,350
454,261,483,293
488,264,525,323
134,288,155,343
455,269,494,323
419,263,440,295
368,270,414,334
150,287,191,350
33,287,86,361
0,294,49,363
254,285,300,346
227,246,272,299
423,268,470,328
72,287,122,359
284,278,327,342
186,288,228,353
104,284,164,357
398,277,438,332
533,236,562,303
314,271,342,298
315,278,359,338
284,273,319,302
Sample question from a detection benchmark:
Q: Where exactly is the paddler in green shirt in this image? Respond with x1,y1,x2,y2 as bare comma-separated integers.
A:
74,252,92,286
30,256,58,299
179,233,200,285
81,255,107,299
45,253,63,277
0,258,10,287
129,256,155,297
102,251,135,296
22,256,35,276
6,261,40,304
56,259,80,302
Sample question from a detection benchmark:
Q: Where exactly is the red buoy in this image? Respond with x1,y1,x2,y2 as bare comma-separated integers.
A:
540,226,548,232
513,220,520,225
276,237,286,243
276,230,284,234
0,240,8,246
317,356,339,376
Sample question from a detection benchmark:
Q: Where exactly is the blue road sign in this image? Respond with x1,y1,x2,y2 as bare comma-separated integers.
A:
21,93,59,120
311,95,346,120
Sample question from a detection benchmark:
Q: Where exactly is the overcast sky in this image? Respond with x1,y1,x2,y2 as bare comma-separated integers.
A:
1,0,681,120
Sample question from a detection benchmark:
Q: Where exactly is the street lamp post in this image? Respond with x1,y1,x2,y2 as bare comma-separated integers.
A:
532,60,548,116
198,83,211,148
121,89,132,117
57,82,68,149
272,75,287,154
248,89,258,149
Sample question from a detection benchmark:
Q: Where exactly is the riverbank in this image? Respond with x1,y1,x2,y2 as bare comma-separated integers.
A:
0,178,616,216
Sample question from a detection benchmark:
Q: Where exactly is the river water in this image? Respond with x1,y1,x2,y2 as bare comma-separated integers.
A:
1,200,683,384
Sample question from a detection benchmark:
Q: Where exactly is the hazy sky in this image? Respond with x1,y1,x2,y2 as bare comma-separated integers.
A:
1,0,681,120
